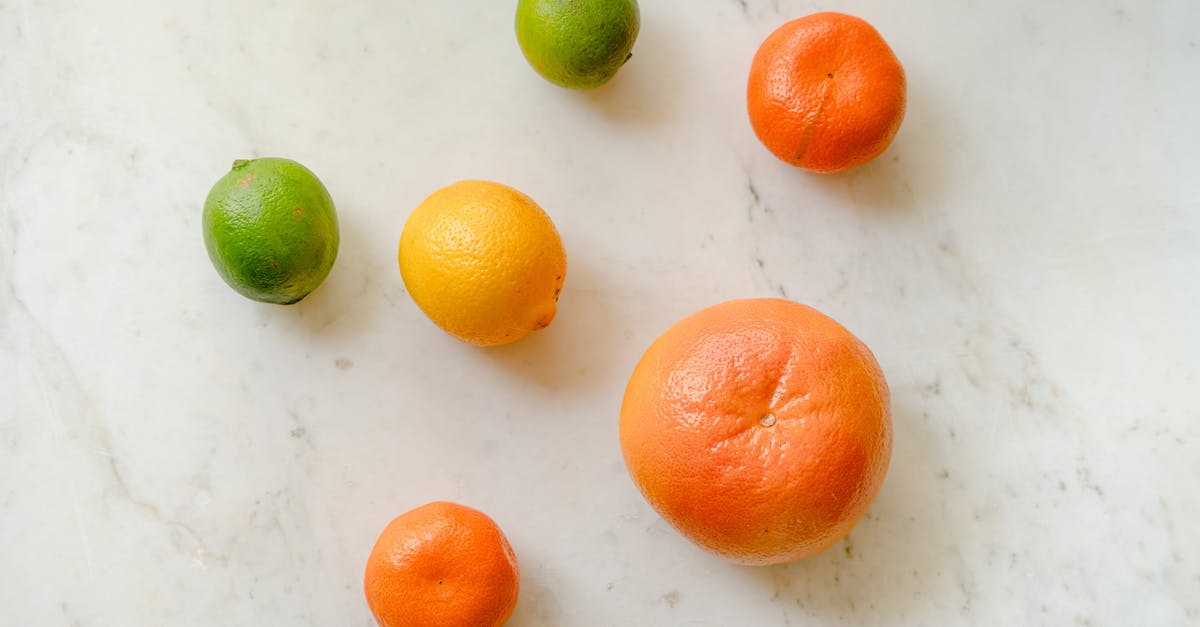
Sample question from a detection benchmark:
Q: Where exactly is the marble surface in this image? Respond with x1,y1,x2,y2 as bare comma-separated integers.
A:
2,1,1198,625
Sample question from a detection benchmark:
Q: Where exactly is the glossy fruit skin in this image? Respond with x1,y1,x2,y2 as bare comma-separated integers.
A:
202,158,339,304
619,298,892,565
747,12,906,173
363,502,520,627
398,180,566,346
516,0,640,90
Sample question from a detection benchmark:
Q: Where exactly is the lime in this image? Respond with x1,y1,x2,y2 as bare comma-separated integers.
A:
516,0,640,90
202,158,339,305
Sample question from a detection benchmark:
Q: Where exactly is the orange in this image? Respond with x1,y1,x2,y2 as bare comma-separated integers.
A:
747,12,906,173
363,502,520,627
619,298,892,565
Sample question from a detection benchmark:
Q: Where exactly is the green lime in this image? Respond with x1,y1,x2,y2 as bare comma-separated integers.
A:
202,158,339,305
516,0,640,90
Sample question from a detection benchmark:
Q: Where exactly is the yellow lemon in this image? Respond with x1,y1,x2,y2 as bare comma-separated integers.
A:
398,180,567,346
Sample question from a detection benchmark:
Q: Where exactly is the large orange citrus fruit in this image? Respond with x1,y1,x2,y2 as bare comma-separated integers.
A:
363,501,520,627
747,12,906,173
619,298,892,565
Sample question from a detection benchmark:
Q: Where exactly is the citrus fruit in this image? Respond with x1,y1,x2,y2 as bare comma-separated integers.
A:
747,12,906,173
364,501,520,627
398,180,566,346
516,0,640,90
619,298,892,565
202,157,339,304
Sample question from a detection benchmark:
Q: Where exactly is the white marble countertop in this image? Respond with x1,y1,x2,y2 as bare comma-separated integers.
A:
2,1,1197,625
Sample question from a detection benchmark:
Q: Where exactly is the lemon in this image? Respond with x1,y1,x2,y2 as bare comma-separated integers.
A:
516,0,640,90
398,180,567,346
202,158,339,304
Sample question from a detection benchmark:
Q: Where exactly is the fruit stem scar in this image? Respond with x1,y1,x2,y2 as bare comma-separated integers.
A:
232,159,250,169
758,413,777,427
